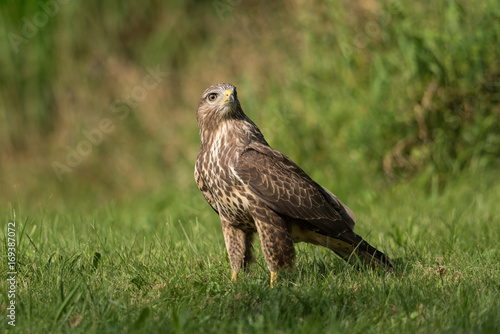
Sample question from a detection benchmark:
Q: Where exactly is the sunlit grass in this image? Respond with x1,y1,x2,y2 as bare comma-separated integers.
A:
1,0,499,333
1,171,499,333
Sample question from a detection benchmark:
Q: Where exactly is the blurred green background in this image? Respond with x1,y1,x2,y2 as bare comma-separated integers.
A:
1,0,499,209
1,2,500,332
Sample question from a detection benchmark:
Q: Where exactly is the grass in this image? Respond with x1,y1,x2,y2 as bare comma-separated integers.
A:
1,171,499,333
1,0,500,332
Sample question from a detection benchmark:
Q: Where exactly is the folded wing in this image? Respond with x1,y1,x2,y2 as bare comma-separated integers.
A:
233,142,356,237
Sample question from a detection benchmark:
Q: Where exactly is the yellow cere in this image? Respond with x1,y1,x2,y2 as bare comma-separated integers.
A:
217,90,234,105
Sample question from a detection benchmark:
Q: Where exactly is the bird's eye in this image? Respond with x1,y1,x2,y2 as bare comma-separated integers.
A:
208,93,218,101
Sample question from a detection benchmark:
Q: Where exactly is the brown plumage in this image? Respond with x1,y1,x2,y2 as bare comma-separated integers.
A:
195,83,393,286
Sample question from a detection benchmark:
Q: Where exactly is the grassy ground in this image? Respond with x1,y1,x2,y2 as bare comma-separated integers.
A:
1,0,500,333
1,171,499,333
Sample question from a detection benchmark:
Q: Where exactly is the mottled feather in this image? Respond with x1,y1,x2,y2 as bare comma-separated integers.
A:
194,83,393,285
234,142,354,233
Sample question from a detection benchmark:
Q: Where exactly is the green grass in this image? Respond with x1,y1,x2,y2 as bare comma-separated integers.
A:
1,0,500,332
2,171,499,333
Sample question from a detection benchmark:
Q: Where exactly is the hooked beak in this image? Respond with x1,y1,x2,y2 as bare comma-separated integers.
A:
217,89,235,105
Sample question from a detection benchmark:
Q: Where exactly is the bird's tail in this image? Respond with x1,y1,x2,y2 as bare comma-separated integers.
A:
324,231,394,272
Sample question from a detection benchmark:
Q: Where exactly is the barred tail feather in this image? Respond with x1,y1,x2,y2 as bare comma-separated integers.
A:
325,232,394,271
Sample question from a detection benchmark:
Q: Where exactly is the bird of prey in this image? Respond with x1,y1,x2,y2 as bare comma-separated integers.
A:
195,83,393,286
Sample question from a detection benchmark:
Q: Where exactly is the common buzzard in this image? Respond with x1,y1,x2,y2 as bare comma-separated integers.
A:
195,83,393,286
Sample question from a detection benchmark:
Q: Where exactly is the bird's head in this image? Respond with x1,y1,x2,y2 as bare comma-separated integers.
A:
197,83,242,124
196,82,266,146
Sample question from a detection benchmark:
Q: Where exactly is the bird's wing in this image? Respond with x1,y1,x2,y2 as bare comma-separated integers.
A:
233,141,355,236
320,186,356,229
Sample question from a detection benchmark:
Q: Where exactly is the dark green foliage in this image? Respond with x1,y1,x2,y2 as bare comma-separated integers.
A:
1,1,499,201
1,1,499,333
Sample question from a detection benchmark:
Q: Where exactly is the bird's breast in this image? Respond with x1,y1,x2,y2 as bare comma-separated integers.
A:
196,140,254,222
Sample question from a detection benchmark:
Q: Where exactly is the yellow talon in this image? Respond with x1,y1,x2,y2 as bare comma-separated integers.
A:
270,271,278,288
231,271,238,282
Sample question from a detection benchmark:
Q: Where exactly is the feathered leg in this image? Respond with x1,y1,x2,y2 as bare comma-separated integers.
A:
253,209,295,287
220,216,254,281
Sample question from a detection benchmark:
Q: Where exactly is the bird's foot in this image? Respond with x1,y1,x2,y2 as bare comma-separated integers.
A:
231,271,238,282
270,271,278,288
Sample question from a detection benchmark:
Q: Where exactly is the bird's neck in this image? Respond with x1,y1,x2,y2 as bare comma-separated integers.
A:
199,116,266,149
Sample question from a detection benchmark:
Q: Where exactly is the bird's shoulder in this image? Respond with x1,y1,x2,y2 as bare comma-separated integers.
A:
236,141,313,183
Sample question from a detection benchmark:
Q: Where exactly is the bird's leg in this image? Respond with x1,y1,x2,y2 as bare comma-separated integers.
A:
253,213,295,287
221,217,248,282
